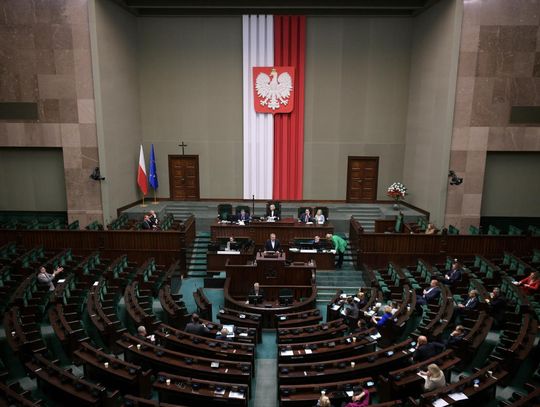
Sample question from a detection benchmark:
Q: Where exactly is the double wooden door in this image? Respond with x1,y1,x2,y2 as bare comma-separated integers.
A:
168,155,200,200
346,157,379,202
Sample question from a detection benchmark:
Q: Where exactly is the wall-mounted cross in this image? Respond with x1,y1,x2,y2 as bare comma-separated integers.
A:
178,141,188,155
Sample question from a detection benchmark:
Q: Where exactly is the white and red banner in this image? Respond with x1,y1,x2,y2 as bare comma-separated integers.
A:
242,15,306,200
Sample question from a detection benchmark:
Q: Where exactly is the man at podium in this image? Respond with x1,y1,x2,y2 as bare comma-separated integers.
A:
264,233,281,252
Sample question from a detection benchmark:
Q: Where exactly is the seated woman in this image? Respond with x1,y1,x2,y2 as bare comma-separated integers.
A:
316,394,333,407
371,305,394,328
420,363,446,392
515,271,540,296
425,223,437,235
343,387,369,407
314,209,326,224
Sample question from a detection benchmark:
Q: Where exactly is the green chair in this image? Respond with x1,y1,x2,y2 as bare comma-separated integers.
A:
448,225,459,235
487,225,500,235
217,204,233,221
508,225,523,236
468,225,480,235
235,205,251,216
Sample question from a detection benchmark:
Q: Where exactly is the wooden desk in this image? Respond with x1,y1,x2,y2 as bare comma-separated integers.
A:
224,279,317,328
287,249,335,270
211,219,333,247
207,247,255,271
225,253,315,297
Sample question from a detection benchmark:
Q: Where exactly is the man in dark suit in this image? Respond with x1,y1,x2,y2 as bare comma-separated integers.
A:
264,233,281,251
413,335,445,363
248,282,265,298
416,280,441,306
247,282,265,304
445,325,466,348
299,208,313,223
236,209,251,223
457,289,479,311
141,215,152,230
443,260,463,286
266,203,280,220
485,287,506,328
312,235,327,251
185,313,210,336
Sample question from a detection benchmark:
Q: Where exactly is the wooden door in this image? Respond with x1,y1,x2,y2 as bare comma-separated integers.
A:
346,157,379,202
168,155,200,200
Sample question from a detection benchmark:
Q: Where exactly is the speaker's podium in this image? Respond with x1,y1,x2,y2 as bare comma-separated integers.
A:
224,252,317,328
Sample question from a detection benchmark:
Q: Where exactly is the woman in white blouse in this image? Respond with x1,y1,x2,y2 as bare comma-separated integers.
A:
421,363,446,391
315,209,325,224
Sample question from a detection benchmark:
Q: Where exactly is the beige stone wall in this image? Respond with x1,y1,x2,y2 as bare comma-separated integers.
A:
304,17,412,200
0,0,103,226
402,0,462,227
90,0,142,223
445,0,540,231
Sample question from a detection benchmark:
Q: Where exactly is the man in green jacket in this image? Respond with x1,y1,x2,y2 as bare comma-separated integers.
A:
326,233,347,269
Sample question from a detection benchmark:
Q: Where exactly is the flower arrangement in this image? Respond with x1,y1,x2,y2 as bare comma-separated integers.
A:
387,182,407,202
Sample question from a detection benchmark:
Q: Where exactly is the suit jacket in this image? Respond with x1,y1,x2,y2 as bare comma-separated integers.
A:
413,342,444,363
141,220,152,230
236,212,251,222
423,286,441,303
299,213,313,223
446,333,465,348
248,287,265,298
265,239,281,251
445,268,462,285
489,296,507,322
463,296,479,310
185,322,210,337
266,208,281,219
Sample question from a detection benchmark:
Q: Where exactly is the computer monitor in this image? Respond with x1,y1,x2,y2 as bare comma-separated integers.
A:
248,294,263,305
229,242,240,251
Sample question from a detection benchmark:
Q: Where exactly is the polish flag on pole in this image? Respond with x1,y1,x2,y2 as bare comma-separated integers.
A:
137,145,148,196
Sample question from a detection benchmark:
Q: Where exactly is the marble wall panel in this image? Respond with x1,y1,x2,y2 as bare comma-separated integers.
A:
0,0,102,225
445,0,540,229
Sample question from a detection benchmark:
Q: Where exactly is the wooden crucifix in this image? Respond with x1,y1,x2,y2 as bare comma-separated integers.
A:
178,141,188,155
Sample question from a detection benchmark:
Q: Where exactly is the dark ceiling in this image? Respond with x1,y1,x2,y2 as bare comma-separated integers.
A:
111,0,444,17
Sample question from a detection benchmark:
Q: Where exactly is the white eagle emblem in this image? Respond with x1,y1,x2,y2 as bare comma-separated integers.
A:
255,68,293,110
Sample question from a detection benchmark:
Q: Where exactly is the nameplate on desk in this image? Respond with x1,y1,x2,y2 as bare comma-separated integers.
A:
289,248,299,252
217,250,240,255
300,249,317,253
432,399,449,407
280,350,294,356
57,279,66,284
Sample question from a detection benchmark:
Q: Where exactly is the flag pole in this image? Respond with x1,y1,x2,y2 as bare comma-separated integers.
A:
153,189,158,205
141,195,147,208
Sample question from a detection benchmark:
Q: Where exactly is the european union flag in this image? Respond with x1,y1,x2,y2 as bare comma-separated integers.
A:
149,144,158,190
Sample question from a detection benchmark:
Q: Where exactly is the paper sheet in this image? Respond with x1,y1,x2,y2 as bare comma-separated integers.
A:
448,392,468,401
432,399,449,407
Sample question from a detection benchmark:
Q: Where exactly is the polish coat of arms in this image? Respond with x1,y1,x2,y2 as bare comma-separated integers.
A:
253,66,295,114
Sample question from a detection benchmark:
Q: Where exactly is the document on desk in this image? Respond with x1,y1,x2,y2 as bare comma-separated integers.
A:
432,399,449,407
280,350,294,356
304,349,312,354
217,250,240,255
229,391,245,399
448,392,468,401
331,304,340,311
370,332,382,340
214,388,226,395
300,249,317,253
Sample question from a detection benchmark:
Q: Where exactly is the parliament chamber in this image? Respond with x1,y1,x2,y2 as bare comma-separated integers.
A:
1,0,540,405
